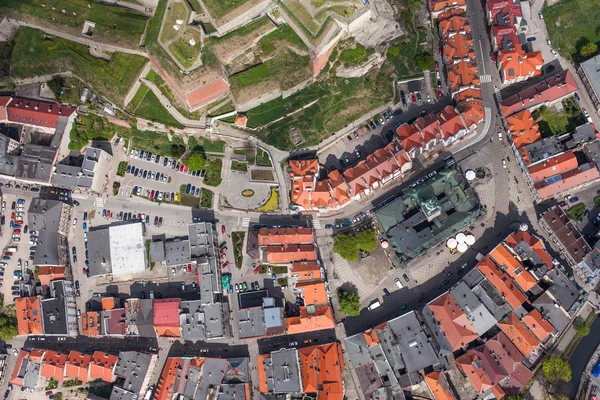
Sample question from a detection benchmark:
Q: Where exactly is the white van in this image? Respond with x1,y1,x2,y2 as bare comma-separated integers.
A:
395,278,403,289
368,299,381,311
6,247,18,253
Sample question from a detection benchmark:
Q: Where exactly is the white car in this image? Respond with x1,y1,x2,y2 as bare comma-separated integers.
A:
502,159,507,168
1,201,4,211
498,132,503,141
84,232,87,241
539,11,544,19
551,49,558,57
72,218,77,228
158,192,163,201
546,37,551,45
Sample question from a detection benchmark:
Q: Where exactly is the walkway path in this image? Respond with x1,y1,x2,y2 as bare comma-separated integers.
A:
15,20,148,57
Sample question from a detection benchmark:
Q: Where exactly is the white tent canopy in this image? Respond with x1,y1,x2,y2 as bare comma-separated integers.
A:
447,238,458,249
456,232,467,243
457,242,468,253
465,169,476,181
465,235,476,245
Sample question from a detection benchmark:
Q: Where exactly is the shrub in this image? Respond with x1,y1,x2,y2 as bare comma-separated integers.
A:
187,152,206,171
338,289,360,316
542,357,571,383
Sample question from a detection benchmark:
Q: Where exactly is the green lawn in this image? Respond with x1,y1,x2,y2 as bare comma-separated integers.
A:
145,68,203,120
200,188,214,208
144,0,168,46
256,149,272,167
204,157,223,187
208,101,236,117
544,0,600,60
161,1,189,43
188,136,226,153
246,72,393,149
231,231,245,269
168,36,202,69
117,162,128,177
130,84,184,128
339,43,371,66
1,0,148,46
127,84,150,111
532,99,586,137
202,0,245,20
11,27,147,104
230,50,310,89
231,160,248,172
566,203,586,221
234,148,256,164
257,24,307,56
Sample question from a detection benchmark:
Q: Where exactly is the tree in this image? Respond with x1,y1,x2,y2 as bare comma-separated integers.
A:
356,229,378,252
0,314,17,341
187,152,206,172
415,52,434,71
333,232,360,261
575,319,591,337
169,144,186,159
338,289,361,316
542,357,571,383
580,42,598,58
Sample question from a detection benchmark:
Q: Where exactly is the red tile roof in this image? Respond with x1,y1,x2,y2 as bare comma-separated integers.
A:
454,88,482,103
258,227,315,246
89,352,117,382
447,61,480,93
396,122,424,152
289,159,319,178
298,343,345,400
534,163,600,200
10,350,30,387
16,296,43,335
296,281,329,306
437,106,467,140
489,243,539,292
154,357,180,400
500,70,578,117
456,351,496,395
439,16,470,40
427,293,478,351
429,0,467,12
457,99,485,128
153,299,182,338
471,345,508,385
65,351,92,382
81,311,100,336
476,256,528,310
504,231,553,269
522,309,554,341
266,244,317,263
425,371,455,400
7,97,76,129
286,305,335,334
485,332,533,389
507,110,541,150
528,151,579,182
443,32,475,63
36,266,66,286
498,51,543,83
40,350,68,382
291,261,322,281
0,96,11,120
414,114,442,143
498,313,540,357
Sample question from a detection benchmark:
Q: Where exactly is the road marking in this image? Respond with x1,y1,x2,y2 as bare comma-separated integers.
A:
95,198,105,208
312,219,322,229
480,74,492,83
241,218,250,228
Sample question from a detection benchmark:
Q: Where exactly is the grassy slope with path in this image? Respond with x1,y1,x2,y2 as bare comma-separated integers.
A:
129,84,184,128
544,0,600,61
10,27,147,104
0,0,148,46
188,136,226,153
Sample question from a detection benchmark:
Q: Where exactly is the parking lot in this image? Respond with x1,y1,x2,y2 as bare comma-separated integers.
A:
120,150,211,203
0,192,36,305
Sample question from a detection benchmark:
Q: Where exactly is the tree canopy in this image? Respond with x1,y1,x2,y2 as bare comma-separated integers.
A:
338,289,361,316
415,52,434,71
580,42,598,58
0,314,17,341
542,357,571,383
187,152,206,171
333,228,378,261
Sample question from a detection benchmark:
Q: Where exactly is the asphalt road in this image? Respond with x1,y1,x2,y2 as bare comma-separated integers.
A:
257,329,337,354
23,335,159,355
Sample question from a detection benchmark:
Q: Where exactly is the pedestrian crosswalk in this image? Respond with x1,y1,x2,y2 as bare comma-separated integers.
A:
494,86,502,103
480,74,492,83
312,219,322,229
95,197,105,208
241,217,250,228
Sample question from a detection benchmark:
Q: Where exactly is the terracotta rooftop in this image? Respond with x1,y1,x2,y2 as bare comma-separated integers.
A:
40,350,68,382
286,305,335,334
522,309,554,342
16,296,43,336
485,331,533,389
456,352,496,395
296,281,329,306
7,97,76,129
439,15,470,39
81,311,100,336
443,32,475,63
258,227,315,246
89,352,117,382
447,61,480,93
498,313,540,357
396,122,424,152
427,292,478,351
457,99,485,128
504,231,553,269
429,0,467,12
498,51,543,82
298,342,345,400
534,163,600,200
266,244,317,263
476,256,528,310
500,70,578,117
528,151,579,183
36,266,66,286
291,261,322,282
153,357,180,400
489,243,539,292
437,106,467,140
425,371,454,400
289,159,320,178
507,110,541,150
65,351,92,382
234,114,248,128
454,88,482,103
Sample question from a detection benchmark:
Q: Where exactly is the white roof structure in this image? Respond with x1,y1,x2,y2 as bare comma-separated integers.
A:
456,232,466,243
176,19,184,25
447,238,458,249
465,235,476,245
457,242,468,253
465,170,476,181
109,223,147,275
188,39,196,46
173,24,181,31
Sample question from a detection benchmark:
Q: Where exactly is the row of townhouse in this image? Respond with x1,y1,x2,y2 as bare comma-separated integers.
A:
486,0,544,85
345,230,583,399
11,348,155,400
240,227,336,337
500,70,600,202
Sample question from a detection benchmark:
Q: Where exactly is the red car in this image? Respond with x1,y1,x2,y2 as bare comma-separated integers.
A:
4,252,12,257
187,264,192,272
10,212,15,219
435,61,439,70
221,261,230,269
221,225,226,234
150,190,155,198
46,391,53,396
179,164,184,172
13,229,20,234
253,266,260,274
220,247,227,253
438,90,443,99
137,213,142,220
183,165,188,173
82,268,87,275
411,94,417,104
221,253,226,259
106,210,111,218
439,47,443,56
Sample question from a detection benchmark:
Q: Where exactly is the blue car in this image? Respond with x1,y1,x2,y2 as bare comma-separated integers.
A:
17,199,25,204
9,221,13,228
186,184,191,194
83,222,87,231
325,224,333,229
195,187,200,196
2,257,10,261
126,165,131,174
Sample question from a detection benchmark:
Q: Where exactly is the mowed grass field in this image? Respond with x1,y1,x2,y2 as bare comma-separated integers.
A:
0,0,148,46
544,0,600,60
128,84,184,128
11,27,147,103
